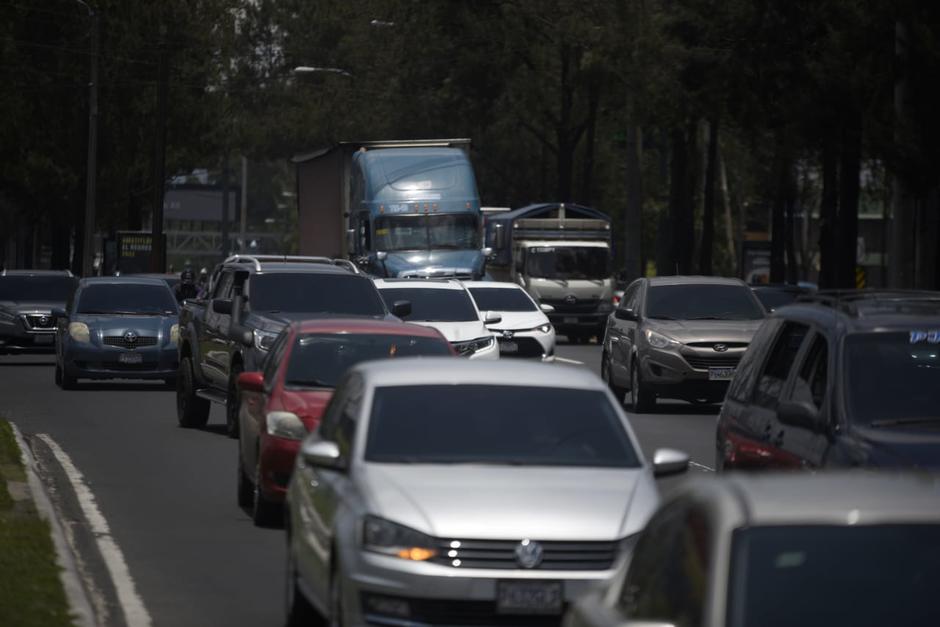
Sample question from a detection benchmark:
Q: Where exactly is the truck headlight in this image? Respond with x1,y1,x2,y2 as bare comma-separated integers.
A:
644,329,679,349
169,324,180,345
265,411,307,440
68,322,91,343
452,336,494,356
253,329,278,352
362,516,437,561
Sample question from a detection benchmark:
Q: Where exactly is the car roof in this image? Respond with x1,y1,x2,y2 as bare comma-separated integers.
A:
373,278,464,290
773,290,940,333
646,275,748,287
242,262,352,275
351,357,604,390
1,269,73,276
461,281,522,290
289,318,449,339
79,276,171,287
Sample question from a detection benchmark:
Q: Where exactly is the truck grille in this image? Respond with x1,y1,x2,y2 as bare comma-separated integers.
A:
541,297,600,314
102,335,158,349
683,354,741,370
23,314,56,330
429,538,618,571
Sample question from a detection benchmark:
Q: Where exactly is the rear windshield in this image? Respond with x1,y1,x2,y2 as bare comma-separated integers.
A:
249,274,386,316
366,385,639,467
646,284,764,321
285,333,452,388
468,287,538,312
77,284,178,315
730,525,940,627
379,287,478,322
0,276,76,302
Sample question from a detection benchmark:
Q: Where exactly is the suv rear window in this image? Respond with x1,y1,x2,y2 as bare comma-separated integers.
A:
249,274,386,316
378,287,478,322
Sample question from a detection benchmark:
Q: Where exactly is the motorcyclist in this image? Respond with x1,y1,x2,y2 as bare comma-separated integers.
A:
175,267,199,302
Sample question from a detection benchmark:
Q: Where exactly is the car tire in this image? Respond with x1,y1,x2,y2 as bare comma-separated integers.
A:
177,356,210,428
285,548,322,627
328,563,346,627
163,377,177,389
601,352,628,403
252,456,280,528
54,362,62,387
225,364,243,439
631,361,656,413
237,449,253,509
59,364,77,390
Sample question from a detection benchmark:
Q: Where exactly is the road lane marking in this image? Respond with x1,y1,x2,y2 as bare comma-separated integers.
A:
554,357,585,365
689,461,715,472
37,434,153,627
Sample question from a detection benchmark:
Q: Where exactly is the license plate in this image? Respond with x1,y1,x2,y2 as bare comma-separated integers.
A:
708,366,735,381
497,581,563,615
33,335,53,345
563,317,578,324
119,352,143,364
500,341,519,353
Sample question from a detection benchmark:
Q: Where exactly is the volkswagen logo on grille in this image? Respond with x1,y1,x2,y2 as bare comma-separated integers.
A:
564,294,577,306
123,331,138,344
713,343,728,352
514,539,543,569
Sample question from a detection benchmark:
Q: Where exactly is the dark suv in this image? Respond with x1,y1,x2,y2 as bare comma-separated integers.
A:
0,270,77,354
176,255,408,437
717,290,940,471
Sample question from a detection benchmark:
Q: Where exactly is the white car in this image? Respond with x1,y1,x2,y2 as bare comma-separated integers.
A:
374,279,500,359
464,281,556,360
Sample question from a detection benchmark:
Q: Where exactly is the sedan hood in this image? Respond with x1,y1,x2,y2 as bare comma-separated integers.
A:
407,320,491,343
648,318,762,344
485,311,549,332
276,388,333,431
361,464,657,540
852,426,940,470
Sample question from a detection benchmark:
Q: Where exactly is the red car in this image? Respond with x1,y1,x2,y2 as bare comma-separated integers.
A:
235,318,454,525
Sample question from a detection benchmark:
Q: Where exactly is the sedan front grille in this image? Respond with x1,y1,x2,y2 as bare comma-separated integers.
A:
540,298,600,314
683,354,741,370
497,336,546,358
102,335,158,349
430,538,618,571
23,314,57,330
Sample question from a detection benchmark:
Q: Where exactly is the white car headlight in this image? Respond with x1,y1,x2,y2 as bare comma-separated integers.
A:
362,516,438,561
644,329,679,349
169,323,180,344
253,329,278,352
452,336,494,357
265,411,306,440
536,323,552,334
68,322,91,343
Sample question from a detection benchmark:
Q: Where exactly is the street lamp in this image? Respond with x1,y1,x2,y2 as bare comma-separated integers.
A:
74,0,99,277
292,66,354,78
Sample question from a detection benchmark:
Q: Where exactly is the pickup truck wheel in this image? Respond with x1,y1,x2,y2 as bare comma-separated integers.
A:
177,357,210,428
226,365,242,439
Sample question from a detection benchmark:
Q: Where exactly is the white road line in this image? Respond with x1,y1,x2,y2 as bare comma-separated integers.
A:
690,461,715,472
554,357,585,365
37,434,153,627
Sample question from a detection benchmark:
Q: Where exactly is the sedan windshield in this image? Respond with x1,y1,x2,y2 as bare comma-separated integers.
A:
645,284,764,320
730,525,940,627
249,274,386,316
0,276,76,302
527,246,610,280
845,332,940,426
468,287,537,312
366,385,639,467
285,334,452,388
77,284,178,315
374,214,480,251
378,288,478,322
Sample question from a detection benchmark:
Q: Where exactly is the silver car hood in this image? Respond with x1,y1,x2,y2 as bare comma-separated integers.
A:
648,318,762,344
360,463,657,541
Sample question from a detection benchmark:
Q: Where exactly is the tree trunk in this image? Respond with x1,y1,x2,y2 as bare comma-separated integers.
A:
580,82,599,205
769,134,787,284
668,126,694,275
889,16,915,288
818,132,839,288
718,146,736,273
838,113,862,289
623,118,644,281
556,43,574,202
699,119,719,275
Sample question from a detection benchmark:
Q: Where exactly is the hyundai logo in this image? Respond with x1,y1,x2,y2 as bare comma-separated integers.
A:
564,294,577,306
713,343,728,352
123,331,138,344
514,539,543,569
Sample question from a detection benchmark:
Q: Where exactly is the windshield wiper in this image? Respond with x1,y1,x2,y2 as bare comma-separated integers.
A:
869,417,940,428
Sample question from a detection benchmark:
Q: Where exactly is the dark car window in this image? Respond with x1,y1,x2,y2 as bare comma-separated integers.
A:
0,276,76,301
213,271,234,300
284,333,451,389
844,332,940,426
378,287,478,322
620,502,712,626
468,287,537,312
249,274,386,316
753,288,801,312
792,334,828,410
727,320,780,402
76,284,178,315
366,385,640,467
527,246,610,280
752,322,809,408
729,525,940,627
646,284,764,321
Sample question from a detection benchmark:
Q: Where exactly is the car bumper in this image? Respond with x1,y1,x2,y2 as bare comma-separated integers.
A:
637,345,744,399
547,312,608,335
493,330,555,361
340,550,621,627
259,434,301,503
0,330,57,352
63,344,179,379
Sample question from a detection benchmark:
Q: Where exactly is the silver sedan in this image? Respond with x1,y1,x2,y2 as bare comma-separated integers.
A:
284,358,689,627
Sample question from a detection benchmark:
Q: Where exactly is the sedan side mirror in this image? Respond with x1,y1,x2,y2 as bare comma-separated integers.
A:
237,371,264,393
301,439,346,470
539,303,555,314
777,400,822,432
615,308,637,321
652,448,690,477
483,311,502,325
212,298,233,315
391,300,412,318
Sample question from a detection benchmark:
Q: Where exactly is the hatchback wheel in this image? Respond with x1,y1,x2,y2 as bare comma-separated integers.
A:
631,362,656,413
58,363,77,390
177,356,209,428
285,549,321,627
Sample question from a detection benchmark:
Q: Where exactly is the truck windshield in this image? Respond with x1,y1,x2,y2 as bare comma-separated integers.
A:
375,214,480,251
527,246,610,280
249,274,387,316
0,276,76,302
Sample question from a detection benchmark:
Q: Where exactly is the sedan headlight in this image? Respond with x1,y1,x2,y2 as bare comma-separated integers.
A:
169,323,180,345
253,329,278,352
68,322,91,343
452,336,494,357
0,309,15,323
644,329,679,349
362,516,437,561
265,411,307,440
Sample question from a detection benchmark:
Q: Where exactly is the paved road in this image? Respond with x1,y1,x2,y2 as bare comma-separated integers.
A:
0,343,717,627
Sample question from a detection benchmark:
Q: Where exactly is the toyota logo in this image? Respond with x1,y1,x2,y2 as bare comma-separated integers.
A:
123,331,138,344
514,539,544,569
502,330,514,339
713,343,728,352
564,294,577,306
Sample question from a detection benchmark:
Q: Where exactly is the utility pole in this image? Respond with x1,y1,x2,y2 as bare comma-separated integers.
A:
151,23,169,272
240,156,248,250
81,8,100,277
220,155,230,258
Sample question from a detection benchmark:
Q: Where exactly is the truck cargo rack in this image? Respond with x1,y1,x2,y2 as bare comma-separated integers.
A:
512,218,611,241
223,254,360,273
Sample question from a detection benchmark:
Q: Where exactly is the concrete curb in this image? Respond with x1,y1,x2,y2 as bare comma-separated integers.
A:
10,422,97,627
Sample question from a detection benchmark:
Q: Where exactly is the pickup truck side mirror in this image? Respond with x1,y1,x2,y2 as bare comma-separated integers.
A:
228,324,253,347
391,300,411,318
777,400,822,432
615,308,638,321
212,298,233,315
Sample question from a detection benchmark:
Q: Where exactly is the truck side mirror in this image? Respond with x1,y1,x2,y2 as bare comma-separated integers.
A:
346,229,356,252
481,247,493,257
493,224,506,249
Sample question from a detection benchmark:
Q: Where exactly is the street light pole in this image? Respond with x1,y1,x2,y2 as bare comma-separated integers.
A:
80,5,99,277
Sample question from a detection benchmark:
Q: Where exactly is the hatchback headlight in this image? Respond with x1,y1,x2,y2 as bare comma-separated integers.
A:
452,336,494,356
266,411,306,440
644,329,679,349
362,516,438,561
599,301,614,313
169,324,180,345
253,329,278,352
68,322,91,343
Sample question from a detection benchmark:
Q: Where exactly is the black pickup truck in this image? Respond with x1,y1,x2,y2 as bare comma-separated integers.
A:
176,255,408,436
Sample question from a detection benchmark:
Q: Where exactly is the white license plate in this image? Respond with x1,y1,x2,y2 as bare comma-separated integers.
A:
497,581,563,615
119,352,143,364
563,317,578,324
34,335,53,345
708,366,735,381
500,341,519,353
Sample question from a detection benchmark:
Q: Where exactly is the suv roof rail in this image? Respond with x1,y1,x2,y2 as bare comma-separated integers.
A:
797,289,940,315
223,254,360,274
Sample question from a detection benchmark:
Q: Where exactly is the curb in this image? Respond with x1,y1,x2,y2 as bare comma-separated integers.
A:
10,422,97,627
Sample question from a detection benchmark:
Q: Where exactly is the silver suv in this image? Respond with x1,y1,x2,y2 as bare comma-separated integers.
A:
601,276,765,411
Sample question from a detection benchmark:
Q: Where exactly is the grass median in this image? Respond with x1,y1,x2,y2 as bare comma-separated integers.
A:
0,419,74,627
